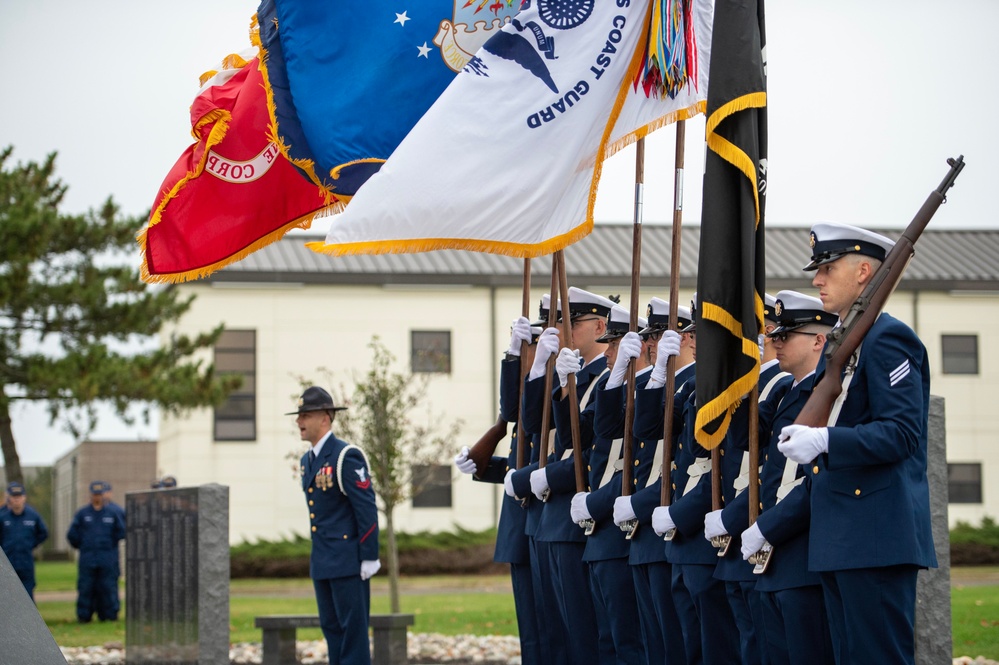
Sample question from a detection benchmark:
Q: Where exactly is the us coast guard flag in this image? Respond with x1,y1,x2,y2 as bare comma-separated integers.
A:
694,0,768,448
309,0,713,258
138,53,330,283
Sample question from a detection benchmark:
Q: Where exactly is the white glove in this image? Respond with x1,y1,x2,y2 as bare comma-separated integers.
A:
612,495,636,526
648,330,682,387
606,332,642,389
529,328,561,380
555,347,582,388
530,468,550,500
703,509,728,541
777,424,829,464
454,446,477,475
740,523,766,561
507,316,533,356
651,506,675,537
503,469,517,498
758,333,766,361
570,492,592,523
360,559,381,580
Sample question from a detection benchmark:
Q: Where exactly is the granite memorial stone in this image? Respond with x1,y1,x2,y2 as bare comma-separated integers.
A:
916,395,952,665
125,484,229,665
0,547,68,664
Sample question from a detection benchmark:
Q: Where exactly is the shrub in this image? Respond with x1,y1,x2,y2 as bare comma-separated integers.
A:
230,526,504,578
950,516,999,566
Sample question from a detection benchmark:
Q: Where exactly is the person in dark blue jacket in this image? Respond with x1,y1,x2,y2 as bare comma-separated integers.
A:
716,290,837,665
101,481,126,616
569,305,651,665
290,386,380,665
612,298,692,665
67,481,125,622
454,316,543,665
777,223,937,665
516,287,612,665
1,481,49,600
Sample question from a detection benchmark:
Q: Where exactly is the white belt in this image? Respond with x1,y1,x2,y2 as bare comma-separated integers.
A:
683,457,711,496
597,438,623,489
645,440,665,489
775,345,861,505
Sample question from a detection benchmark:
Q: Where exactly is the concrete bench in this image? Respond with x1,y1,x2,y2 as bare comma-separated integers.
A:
254,613,414,665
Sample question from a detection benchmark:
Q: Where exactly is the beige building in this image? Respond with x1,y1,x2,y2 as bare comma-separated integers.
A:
158,225,999,544
50,440,157,552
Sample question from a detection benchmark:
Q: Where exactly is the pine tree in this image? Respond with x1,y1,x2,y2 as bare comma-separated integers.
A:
0,147,239,484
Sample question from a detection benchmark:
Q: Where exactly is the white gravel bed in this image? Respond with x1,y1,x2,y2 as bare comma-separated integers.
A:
61,633,523,664
59,638,998,665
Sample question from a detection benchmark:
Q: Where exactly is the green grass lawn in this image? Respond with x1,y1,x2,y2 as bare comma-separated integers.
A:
36,563,999,658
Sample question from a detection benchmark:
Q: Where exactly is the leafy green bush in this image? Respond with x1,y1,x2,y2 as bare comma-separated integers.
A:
951,516,999,566
230,526,502,578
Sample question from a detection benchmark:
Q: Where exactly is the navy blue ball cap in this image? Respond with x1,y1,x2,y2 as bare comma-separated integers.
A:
89,480,106,495
803,222,895,271
6,481,25,496
286,386,346,415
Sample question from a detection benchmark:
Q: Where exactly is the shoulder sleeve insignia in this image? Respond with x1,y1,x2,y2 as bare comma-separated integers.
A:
354,466,371,490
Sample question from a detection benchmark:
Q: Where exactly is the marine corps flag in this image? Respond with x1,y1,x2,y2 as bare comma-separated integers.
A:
138,53,331,284
693,0,768,448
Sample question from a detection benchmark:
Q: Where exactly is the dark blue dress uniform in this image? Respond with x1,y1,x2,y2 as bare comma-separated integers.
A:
302,433,380,665
0,500,49,599
713,360,789,665
577,368,650,665
509,372,569,665
471,355,543,665
627,362,695,665
67,495,125,622
660,383,740,665
807,313,936,664
534,357,607,665
104,487,126,615
726,371,834,665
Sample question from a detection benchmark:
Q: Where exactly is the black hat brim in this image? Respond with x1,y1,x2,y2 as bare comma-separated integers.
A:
284,405,348,416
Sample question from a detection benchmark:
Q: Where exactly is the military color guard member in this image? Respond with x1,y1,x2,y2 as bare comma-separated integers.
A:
777,223,937,665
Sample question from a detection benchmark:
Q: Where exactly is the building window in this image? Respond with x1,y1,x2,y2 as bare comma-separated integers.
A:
941,334,979,375
214,330,257,441
411,464,452,508
948,463,982,504
411,330,451,373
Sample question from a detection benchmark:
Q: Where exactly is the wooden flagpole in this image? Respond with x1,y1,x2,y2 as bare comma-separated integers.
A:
660,120,686,540
620,138,645,538
538,254,559,483
554,250,587,493
516,258,531,470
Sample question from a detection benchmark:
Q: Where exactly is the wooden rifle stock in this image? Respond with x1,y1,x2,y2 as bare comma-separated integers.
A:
468,415,510,477
793,155,965,428
752,155,965,573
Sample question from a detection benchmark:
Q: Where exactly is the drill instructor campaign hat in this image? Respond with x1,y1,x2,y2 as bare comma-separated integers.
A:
285,386,347,415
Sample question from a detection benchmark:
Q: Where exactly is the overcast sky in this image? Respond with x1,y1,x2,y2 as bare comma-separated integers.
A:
2,0,995,466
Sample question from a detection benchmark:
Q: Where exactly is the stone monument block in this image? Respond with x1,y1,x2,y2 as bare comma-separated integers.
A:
125,484,229,665
916,395,952,665
0,548,67,664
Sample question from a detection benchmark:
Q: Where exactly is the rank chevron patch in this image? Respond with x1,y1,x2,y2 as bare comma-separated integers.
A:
889,359,911,387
